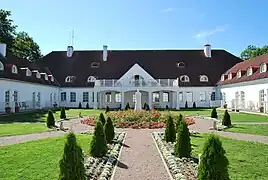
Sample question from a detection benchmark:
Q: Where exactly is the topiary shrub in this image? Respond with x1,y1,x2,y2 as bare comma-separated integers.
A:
125,103,130,110
222,110,232,127
46,110,55,128
211,107,218,119
143,103,147,110
164,116,176,143
165,105,169,110
145,104,150,111
174,120,191,158
104,117,115,144
193,102,196,109
99,113,106,125
60,108,66,119
198,135,229,180
105,106,110,114
78,102,82,109
86,103,89,109
176,114,183,130
59,133,86,180
90,120,108,157
185,101,188,109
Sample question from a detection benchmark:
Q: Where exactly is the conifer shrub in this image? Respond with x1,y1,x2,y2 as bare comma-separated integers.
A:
86,103,89,109
174,120,191,158
99,113,106,125
198,135,229,180
211,107,218,119
185,101,188,109
222,110,232,127
193,102,196,109
143,102,147,110
164,116,176,143
125,103,130,110
104,117,115,144
90,120,108,157
78,102,82,109
60,107,66,119
165,105,169,110
105,106,110,114
176,114,183,130
145,104,150,111
46,110,55,128
59,133,86,180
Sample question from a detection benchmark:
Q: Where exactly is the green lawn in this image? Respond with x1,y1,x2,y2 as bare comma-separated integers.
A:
224,124,268,136
191,134,268,180
0,134,92,180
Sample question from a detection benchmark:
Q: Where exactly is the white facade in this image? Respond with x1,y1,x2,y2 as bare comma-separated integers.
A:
219,78,268,113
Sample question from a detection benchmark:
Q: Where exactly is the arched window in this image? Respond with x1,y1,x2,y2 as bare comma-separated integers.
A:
26,69,32,76
260,63,267,73
12,65,18,74
44,74,48,80
180,75,190,82
87,76,96,82
36,72,41,79
247,67,253,76
65,76,76,83
91,62,100,68
200,75,209,82
228,73,232,80
177,62,185,68
0,61,4,71
49,75,54,82
236,70,241,78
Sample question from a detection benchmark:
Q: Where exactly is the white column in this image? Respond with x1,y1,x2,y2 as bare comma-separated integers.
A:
176,91,180,110
159,91,163,108
93,91,98,109
99,92,103,109
121,92,125,109
148,91,152,109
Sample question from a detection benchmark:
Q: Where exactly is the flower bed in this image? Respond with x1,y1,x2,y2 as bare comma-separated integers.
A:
80,110,195,129
152,131,199,179
84,132,125,180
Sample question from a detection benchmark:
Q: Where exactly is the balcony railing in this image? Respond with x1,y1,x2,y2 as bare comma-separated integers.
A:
94,79,179,87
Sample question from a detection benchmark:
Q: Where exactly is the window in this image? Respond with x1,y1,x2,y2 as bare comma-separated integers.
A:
177,62,185,68
87,76,96,82
236,70,241,78
247,67,253,76
65,76,76,83
61,92,66,101
200,75,208,82
186,92,193,102
0,61,4,71
12,65,18,74
211,92,216,101
115,93,121,103
36,72,41,79
91,62,100,68
37,92,41,107
260,89,265,107
44,74,48,80
178,92,183,102
5,90,10,104
105,92,112,103
70,92,76,102
163,92,169,102
228,73,232,80
26,69,32,76
153,92,160,102
49,75,54,82
260,63,267,73
221,74,225,81
200,92,206,102
14,91,18,102
83,92,89,102
132,93,136,103
180,75,190,82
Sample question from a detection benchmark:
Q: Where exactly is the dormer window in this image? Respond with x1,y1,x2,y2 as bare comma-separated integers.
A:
48,75,54,82
236,70,241,78
36,72,41,79
221,74,225,81
65,76,76,83
200,75,208,82
247,67,253,76
12,65,18,74
26,69,32,76
87,76,96,82
260,63,267,73
180,75,190,82
228,73,232,80
0,61,4,71
44,74,48,80
177,62,185,68
91,62,100,68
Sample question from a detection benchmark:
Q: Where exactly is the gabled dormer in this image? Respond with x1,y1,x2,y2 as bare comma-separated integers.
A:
221,74,228,81
260,63,267,73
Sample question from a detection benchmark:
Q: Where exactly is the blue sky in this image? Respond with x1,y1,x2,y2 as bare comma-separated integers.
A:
2,0,268,56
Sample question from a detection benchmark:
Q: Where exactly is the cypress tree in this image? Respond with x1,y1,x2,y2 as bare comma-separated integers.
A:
198,135,229,180
176,114,183,130
174,120,191,158
90,121,108,157
164,116,176,143
193,102,196,109
165,105,169,110
46,110,55,128
104,117,115,144
125,103,130,110
60,107,66,119
211,108,218,119
99,113,106,125
185,101,188,109
222,110,232,127
143,102,147,110
78,102,82,109
145,104,150,111
86,103,89,109
59,133,86,180
105,106,110,114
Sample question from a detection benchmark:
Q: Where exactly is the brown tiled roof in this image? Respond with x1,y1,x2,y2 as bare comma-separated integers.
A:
217,53,268,85
38,49,242,87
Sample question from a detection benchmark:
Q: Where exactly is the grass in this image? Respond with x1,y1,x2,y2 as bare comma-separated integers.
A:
224,124,268,136
0,133,92,180
191,133,268,180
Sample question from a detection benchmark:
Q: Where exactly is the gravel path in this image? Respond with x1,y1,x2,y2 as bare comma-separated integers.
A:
112,129,171,180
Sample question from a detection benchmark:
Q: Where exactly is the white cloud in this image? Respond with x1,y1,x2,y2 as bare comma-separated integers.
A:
193,25,229,39
161,8,174,13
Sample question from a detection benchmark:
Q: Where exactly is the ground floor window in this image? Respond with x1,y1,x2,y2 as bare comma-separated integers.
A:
211,92,216,101
83,92,89,102
70,92,76,102
105,92,112,103
178,92,183,102
153,92,160,102
115,93,121,103
200,92,206,102
5,90,10,104
186,92,193,102
61,92,66,101
163,92,169,102
260,89,265,107
13,91,18,102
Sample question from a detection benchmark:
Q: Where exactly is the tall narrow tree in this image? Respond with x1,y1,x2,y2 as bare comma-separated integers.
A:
164,116,176,143
174,120,191,158
104,117,115,143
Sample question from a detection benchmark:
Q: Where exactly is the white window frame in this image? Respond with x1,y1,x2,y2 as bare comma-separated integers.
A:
87,76,96,82
13,90,18,102
105,92,112,103
247,67,253,76
186,92,193,102
70,92,76,102
260,63,267,73
228,73,232,80
65,76,76,83
178,92,183,102
0,61,4,71
177,62,185,68
12,65,18,74
61,92,66,101
153,92,160,102
83,92,89,102
221,74,225,81
163,92,169,102
5,90,10,104
236,70,241,78
200,75,208,82
200,92,206,102
132,93,136,103
211,92,216,101
26,69,32,76
180,75,190,82
36,72,41,79
115,93,121,103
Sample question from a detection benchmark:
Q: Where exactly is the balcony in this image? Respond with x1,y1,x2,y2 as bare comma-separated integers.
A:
94,79,178,87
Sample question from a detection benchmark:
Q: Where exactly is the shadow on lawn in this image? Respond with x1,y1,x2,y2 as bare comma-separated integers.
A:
0,112,47,124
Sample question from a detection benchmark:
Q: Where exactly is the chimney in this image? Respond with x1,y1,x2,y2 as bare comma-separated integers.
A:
103,45,108,61
204,44,211,58
0,43,7,57
67,45,74,58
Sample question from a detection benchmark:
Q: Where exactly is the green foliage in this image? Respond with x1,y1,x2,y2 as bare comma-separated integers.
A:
222,110,232,127
164,116,176,143
60,108,66,119
145,104,150,111
104,117,115,144
99,113,106,125
198,135,229,180
193,102,196,109
46,110,55,128
165,105,169,110
176,114,183,130
240,45,268,60
59,133,86,180
78,103,82,109
174,120,191,158
125,103,130,110
143,103,147,110
211,108,218,119
105,106,110,114
90,121,108,157
185,101,188,109
86,103,89,109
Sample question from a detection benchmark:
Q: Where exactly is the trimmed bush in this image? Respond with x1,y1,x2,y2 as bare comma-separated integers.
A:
143,103,147,110
198,135,229,180
78,102,82,109
222,110,232,127
174,120,191,158
165,105,169,110
46,110,55,128
86,103,89,109
99,113,106,125
193,102,196,109
164,116,176,143
105,106,110,114
59,133,86,180
211,107,218,119
60,108,66,119
145,104,150,111
125,103,130,110
90,120,108,157
104,117,115,144
185,101,188,109
176,114,183,130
